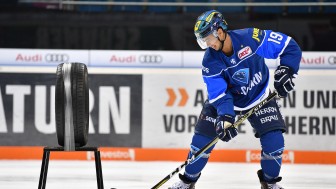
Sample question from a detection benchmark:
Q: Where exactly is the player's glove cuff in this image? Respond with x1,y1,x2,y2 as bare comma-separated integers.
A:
215,115,237,142
274,65,295,98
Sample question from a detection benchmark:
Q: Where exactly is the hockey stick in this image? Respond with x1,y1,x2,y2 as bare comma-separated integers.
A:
151,91,278,189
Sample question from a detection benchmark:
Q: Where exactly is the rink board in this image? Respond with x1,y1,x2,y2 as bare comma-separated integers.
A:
0,66,335,163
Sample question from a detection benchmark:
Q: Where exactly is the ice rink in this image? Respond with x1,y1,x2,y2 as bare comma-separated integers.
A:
1,160,336,189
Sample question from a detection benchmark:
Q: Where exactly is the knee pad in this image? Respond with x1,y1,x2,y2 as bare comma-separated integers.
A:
188,134,215,164
260,130,284,181
184,134,216,181
260,130,284,163
188,144,211,164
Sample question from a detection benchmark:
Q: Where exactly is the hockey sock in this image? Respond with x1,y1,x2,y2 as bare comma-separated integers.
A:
184,134,216,182
260,130,284,183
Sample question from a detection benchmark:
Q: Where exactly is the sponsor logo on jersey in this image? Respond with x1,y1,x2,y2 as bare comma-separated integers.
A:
238,46,252,59
202,65,209,73
230,58,237,64
252,28,261,42
241,71,262,95
233,68,249,84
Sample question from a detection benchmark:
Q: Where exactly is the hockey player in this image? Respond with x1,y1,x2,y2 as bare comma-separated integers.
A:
169,10,301,189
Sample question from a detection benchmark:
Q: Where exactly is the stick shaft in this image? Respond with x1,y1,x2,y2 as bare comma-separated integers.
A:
151,91,277,189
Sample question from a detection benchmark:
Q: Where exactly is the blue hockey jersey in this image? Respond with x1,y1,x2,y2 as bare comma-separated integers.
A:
202,28,302,116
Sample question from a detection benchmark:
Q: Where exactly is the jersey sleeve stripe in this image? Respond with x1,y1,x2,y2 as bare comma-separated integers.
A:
209,92,227,103
203,69,224,78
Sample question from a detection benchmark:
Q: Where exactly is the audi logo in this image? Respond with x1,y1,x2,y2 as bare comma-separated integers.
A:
139,55,162,64
328,56,336,65
45,54,69,62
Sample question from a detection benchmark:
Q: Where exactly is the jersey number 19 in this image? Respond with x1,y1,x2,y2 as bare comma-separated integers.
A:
267,32,283,45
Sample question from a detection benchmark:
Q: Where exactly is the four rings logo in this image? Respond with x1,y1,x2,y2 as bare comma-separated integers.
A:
139,55,162,64
45,54,69,62
329,56,336,65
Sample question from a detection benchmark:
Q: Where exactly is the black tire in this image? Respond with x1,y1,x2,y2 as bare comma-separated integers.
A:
55,63,89,147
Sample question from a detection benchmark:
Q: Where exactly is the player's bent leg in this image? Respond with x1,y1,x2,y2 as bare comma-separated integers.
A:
258,130,285,189
245,98,286,188
185,134,216,181
169,134,216,189
169,100,217,189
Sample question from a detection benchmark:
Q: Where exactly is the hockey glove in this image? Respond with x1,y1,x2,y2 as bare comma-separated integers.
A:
215,115,238,142
274,65,295,98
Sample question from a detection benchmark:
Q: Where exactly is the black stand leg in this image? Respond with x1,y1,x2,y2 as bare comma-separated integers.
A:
38,146,104,189
38,148,50,189
94,150,104,189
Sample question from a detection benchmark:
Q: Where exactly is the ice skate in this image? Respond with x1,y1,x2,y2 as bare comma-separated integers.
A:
168,174,196,189
257,169,284,189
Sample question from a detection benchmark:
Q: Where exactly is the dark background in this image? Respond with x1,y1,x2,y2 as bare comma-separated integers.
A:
0,0,335,51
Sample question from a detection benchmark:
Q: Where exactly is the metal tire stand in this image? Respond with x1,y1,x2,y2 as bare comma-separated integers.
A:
38,146,104,189
38,63,104,189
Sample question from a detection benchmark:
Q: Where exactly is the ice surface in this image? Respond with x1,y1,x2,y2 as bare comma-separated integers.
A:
0,160,335,189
